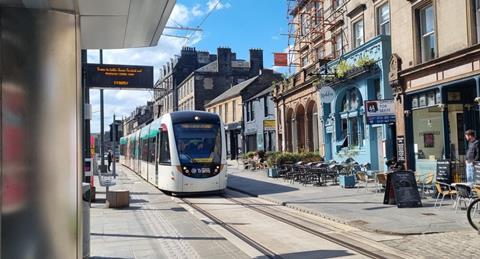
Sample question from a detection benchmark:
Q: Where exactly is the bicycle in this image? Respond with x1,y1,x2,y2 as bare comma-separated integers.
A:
467,197,480,233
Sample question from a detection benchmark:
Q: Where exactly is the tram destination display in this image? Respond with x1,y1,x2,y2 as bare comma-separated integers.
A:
436,160,451,184
85,64,153,89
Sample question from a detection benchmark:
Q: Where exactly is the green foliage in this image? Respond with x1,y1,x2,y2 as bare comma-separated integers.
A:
356,55,375,67
335,60,352,78
274,152,324,166
266,151,281,167
245,151,256,159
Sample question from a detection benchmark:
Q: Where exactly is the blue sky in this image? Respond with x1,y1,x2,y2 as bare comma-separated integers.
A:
89,0,288,133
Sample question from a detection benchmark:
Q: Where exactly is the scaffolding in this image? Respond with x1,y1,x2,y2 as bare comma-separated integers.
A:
286,0,349,73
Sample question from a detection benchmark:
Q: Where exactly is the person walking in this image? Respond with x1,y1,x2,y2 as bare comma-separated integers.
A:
107,149,113,172
465,130,480,183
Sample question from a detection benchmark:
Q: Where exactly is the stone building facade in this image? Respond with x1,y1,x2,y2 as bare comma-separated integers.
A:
389,0,480,178
177,48,265,112
206,70,282,159
275,0,394,170
153,47,216,118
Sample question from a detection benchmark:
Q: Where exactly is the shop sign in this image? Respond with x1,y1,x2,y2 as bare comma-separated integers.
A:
263,119,276,131
396,136,405,162
319,86,335,103
365,99,396,125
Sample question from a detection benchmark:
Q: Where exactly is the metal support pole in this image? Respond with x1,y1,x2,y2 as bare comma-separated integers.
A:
113,114,116,179
100,49,105,167
81,49,88,182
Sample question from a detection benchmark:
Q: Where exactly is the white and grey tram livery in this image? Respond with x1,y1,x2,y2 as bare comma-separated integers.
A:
120,111,227,194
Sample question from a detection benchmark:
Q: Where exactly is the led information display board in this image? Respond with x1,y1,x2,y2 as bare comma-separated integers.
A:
85,64,153,89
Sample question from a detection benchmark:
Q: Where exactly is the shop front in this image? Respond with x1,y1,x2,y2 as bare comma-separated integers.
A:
404,78,480,181
320,35,393,170
225,122,242,159
263,119,276,152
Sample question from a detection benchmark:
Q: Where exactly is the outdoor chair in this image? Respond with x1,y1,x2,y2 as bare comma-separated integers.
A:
356,171,375,191
277,163,290,178
454,184,477,213
434,182,457,208
416,173,434,198
375,173,387,193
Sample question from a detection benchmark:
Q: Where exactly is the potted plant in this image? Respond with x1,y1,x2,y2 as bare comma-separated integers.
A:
337,148,359,188
266,152,280,177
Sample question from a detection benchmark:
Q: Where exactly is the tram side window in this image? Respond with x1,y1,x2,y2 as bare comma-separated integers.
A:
141,138,149,161
148,136,157,163
159,131,171,164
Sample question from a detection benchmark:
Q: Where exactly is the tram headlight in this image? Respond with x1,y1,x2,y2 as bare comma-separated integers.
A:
185,169,190,174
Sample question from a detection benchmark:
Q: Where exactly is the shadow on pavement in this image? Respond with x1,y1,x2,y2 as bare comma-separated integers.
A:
228,175,298,195
90,232,227,241
276,249,354,259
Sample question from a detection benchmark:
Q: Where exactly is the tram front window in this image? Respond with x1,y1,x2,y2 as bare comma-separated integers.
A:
174,123,222,165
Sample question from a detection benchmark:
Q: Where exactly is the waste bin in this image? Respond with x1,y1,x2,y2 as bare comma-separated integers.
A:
82,183,90,258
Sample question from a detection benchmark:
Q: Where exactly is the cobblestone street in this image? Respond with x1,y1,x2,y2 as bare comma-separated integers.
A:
382,231,480,258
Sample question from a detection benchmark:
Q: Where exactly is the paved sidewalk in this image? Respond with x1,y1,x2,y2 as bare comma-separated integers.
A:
90,167,248,259
226,166,474,235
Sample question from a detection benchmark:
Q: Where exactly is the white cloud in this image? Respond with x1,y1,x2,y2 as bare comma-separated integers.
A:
87,1,231,133
207,0,231,12
191,4,204,17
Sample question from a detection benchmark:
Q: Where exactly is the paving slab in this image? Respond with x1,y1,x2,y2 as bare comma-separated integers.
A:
90,166,249,259
226,165,474,235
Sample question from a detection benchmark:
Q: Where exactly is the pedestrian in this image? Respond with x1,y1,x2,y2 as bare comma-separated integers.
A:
465,129,480,183
107,149,113,171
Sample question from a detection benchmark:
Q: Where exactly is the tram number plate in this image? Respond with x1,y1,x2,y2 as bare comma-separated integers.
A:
192,168,211,174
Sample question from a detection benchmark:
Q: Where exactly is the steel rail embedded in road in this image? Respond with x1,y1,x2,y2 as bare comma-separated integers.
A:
222,194,388,259
179,197,283,259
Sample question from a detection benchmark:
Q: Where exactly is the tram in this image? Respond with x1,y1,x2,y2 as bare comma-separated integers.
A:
119,111,227,194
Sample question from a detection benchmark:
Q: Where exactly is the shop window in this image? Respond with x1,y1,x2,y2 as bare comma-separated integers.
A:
417,4,436,63
377,2,390,35
353,19,364,48
412,107,444,163
337,88,364,149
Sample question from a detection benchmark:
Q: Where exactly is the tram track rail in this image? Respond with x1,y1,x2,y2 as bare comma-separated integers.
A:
179,197,283,259
221,193,389,259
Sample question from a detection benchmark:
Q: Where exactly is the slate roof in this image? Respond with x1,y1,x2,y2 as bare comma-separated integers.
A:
246,86,272,101
206,76,259,106
196,61,218,72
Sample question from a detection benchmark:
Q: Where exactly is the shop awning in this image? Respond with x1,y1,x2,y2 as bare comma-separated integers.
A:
11,0,175,49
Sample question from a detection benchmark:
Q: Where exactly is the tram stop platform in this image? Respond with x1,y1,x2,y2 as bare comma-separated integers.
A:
89,167,248,259
225,163,474,235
